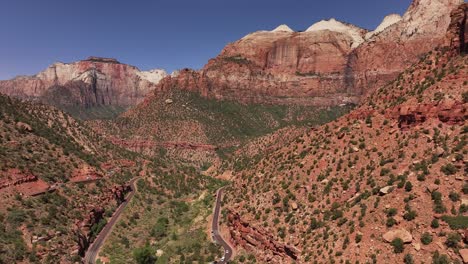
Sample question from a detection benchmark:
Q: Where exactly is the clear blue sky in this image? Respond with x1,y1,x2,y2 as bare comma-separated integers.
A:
0,0,412,79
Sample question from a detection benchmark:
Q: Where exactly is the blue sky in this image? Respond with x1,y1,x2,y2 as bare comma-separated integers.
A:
0,0,412,79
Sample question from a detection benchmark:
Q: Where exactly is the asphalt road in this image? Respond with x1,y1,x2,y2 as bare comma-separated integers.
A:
84,177,139,264
211,187,233,263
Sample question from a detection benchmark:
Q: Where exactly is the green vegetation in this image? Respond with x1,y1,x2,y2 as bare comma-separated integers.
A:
420,232,432,245
133,245,156,264
441,215,468,230
115,90,354,154
391,238,404,253
223,55,251,65
62,105,128,120
295,71,321,77
101,163,226,263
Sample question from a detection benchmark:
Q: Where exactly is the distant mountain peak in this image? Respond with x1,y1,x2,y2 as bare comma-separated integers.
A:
271,24,294,33
306,18,367,48
365,14,402,40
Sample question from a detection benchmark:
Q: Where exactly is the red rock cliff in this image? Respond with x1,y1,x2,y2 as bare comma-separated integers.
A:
153,0,464,106
0,57,167,108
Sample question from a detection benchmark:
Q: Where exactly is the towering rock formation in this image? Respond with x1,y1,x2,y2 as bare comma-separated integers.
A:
349,0,465,95
152,0,464,106
0,56,167,112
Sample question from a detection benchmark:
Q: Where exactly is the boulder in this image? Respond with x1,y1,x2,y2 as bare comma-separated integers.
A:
426,184,439,193
379,186,393,195
435,147,445,156
462,199,468,207
383,229,413,243
156,249,164,257
291,202,298,210
460,248,468,263
16,122,32,132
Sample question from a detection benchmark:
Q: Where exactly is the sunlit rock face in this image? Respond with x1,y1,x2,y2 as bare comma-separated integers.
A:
151,0,464,107
0,56,168,108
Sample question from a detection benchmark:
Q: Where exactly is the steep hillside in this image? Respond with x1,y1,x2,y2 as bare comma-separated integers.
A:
220,5,468,263
0,94,148,263
91,88,353,166
0,57,167,119
0,93,231,263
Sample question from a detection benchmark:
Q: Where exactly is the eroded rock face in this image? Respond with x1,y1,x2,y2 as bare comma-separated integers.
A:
155,29,361,106
348,0,464,95
0,57,167,109
228,212,299,263
445,3,468,53
390,100,467,129
73,184,131,256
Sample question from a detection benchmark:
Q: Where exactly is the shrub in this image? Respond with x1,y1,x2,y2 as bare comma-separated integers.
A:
133,245,156,264
445,232,461,248
431,219,440,228
403,254,414,264
404,182,413,192
403,210,417,221
355,233,362,243
421,232,433,245
441,215,468,230
386,217,397,227
432,251,450,264
386,208,398,217
463,183,468,194
448,191,460,202
391,238,404,253
440,163,458,175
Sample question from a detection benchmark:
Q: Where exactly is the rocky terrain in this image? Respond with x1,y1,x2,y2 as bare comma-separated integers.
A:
218,3,467,263
0,92,228,263
0,1,466,263
0,57,168,119
0,94,146,262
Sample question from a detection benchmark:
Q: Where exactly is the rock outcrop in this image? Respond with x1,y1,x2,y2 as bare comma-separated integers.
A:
0,56,167,110
445,3,468,53
392,100,467,129
73,183,131,256
228,212,299,263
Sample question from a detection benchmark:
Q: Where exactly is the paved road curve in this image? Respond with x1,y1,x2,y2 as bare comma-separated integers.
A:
211,187,233,263
84,177,139,264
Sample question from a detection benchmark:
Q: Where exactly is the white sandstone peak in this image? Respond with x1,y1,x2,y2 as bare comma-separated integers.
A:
137,69,168,84
365,14,402,40
272,24,294,33
306,18,366,48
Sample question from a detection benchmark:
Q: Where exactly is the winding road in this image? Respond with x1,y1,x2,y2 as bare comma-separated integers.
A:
84,177,139,264
211,187,233,263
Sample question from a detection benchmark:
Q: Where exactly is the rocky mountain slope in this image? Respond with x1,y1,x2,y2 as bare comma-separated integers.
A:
218,4,467,263
0,57,167,119
0,92,229,263
97,0,463,168
150,0,463,107
90,89,353,167
0,94,147,262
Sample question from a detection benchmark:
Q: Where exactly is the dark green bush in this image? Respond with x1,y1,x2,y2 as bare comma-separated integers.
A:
421,232,432,245
391,238,404,253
